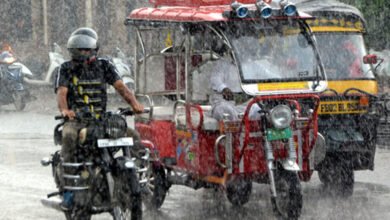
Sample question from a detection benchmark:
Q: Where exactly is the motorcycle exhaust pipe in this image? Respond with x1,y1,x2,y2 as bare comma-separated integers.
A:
41,157,52,166
41,197,62,211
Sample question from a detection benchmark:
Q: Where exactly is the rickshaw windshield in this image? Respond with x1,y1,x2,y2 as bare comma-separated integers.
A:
314,33,375,80
226,21,319,83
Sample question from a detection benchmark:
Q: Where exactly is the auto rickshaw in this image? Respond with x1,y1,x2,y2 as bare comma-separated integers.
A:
295,0,390,197
126,0,328,219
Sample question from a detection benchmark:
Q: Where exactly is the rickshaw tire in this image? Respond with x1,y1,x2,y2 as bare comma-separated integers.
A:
271,170,302,220
226,178,252,206
317,159,354,198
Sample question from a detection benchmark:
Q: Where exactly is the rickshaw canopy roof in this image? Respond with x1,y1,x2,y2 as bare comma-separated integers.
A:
149,0,258,7
126,4,312,24
127,5,231,22
293,0,367,32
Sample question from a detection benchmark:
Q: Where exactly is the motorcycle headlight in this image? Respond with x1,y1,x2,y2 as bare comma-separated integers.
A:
103,114,127,139
385,100,390,112
270,105,293,129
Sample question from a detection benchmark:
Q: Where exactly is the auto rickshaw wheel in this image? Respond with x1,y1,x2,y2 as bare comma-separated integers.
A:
143,166,168,210
317,157,354,198
271,169,302,220
226,177,252,206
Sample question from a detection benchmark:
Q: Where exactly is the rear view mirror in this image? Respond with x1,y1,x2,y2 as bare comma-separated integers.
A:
363,54,378,64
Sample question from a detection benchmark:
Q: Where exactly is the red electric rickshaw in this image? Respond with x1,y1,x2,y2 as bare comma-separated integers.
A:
126,0,328,219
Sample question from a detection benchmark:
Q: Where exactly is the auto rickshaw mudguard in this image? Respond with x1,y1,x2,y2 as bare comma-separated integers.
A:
309,132,326,168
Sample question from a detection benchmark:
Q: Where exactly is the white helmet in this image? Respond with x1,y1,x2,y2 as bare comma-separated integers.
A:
67,27,99,61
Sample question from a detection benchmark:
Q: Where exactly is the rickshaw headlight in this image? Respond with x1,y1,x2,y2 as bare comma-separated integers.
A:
270,105,293,129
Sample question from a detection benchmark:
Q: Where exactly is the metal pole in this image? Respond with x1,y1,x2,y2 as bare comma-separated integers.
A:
42,0,48,45
85,0,93,27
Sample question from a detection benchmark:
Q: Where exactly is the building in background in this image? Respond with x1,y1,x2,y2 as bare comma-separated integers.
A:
0,0,148,73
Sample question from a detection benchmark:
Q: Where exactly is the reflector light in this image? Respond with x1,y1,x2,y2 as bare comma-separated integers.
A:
256,1,272,19
359,96,369,107
280,0,296,16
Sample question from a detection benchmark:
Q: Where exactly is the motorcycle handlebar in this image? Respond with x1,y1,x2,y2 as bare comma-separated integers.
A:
54,108,150,120
118,107,150,116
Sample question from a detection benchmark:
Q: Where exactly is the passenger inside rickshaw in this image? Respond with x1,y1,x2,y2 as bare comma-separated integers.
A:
137,20,324,130
315,34,374,79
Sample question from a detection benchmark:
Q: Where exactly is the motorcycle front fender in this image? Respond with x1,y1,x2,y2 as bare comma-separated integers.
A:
115,156,136,171
13,62,33,77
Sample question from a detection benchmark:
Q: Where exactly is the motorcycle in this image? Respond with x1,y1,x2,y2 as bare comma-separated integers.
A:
105,47,135,94
25,44,135,93
41,107,150,220
0,50,34,110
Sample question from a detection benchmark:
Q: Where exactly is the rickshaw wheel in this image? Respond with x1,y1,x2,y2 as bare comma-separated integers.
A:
144,166,168,210
226,178,252,206
317,158,354,198
271,169,302,220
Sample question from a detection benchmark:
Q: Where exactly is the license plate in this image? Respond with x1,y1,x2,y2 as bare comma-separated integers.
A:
266,128,292,141
97,137,134,148
318,100,367,115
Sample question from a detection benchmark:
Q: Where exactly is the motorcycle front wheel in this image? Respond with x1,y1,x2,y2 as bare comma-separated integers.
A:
113,169,142,220
13,91,26,111
143,166,168,210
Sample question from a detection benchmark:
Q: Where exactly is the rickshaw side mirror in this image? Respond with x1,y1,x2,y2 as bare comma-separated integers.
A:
363,54,378,64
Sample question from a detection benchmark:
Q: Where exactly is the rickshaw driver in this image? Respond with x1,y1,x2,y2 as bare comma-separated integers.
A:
342,40,364,78
208,37,285,121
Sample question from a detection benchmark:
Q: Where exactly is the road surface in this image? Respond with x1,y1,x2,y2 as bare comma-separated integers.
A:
1,92,390,220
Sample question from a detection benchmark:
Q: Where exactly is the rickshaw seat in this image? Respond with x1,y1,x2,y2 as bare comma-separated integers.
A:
140,105,218,131
148,106,175,120
176,105,219,131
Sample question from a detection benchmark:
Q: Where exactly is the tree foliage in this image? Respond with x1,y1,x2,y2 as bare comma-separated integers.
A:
340,0,390,50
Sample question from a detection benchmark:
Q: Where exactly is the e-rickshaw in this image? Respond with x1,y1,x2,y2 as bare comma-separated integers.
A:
126,0,327,218
296,0,390,197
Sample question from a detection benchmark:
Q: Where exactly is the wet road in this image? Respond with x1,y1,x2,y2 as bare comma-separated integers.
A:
1,95,390,220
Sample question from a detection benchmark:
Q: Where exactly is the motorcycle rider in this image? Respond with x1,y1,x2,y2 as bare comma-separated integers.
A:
55,27,144,209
